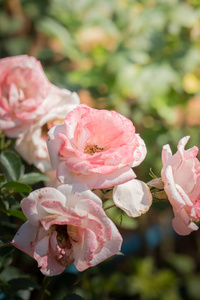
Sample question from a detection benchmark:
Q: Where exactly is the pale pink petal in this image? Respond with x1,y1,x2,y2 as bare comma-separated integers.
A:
11,221,37,257
73,228,98,271
113,179,152,217
58,183,102,207
175,184,193,207
34,235,65,276
162,166,186,209
57,162,136,189
40,214,82,231
177,136,191,156
161,144,172,165
21,188,66,226
8,83,19,107
89,166,136,189
172,210,198,236
89,222,122,267
39,88,80,122
131,134,147,167
75,199,112,241
47,124,66,168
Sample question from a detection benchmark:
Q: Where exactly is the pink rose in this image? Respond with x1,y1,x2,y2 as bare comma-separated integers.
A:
47,104,147,189
0,55,79,138
14,89,80,172
12,184,122,276
161,136,200,235
0,55,49,137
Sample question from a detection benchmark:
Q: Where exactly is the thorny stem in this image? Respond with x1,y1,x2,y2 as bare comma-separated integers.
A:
38,276,51,300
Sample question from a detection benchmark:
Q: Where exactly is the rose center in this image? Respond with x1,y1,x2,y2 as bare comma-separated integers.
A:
55,225,72,249
84,144,104,156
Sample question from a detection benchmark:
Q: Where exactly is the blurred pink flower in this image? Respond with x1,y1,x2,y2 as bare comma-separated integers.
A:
161,136,200,235
12,184,122,276
0,55,80,171
47,104,146,189
14,88,80,172
0,55,50,137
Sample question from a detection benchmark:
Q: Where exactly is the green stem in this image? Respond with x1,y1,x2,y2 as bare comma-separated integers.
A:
38,276,51,300
103,204,115,211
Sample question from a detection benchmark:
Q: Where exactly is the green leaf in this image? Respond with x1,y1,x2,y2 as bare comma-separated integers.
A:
20,172,50,185
0,151,22,181
0,173,6,183
7,209,27,221
2,182,32,194
0,238,11,248
63,294,85,300
8,278,41,290
167,254,195,274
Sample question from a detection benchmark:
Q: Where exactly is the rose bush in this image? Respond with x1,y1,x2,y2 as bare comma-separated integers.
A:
12,184,122,276
161,136,200,235
47,104,147,189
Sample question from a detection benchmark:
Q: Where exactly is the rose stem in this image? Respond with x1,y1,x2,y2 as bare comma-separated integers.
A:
38,276,51,300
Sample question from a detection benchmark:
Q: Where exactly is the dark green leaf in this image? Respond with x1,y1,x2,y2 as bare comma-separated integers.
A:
0,238,12,248
2,182,32,194
0,173,6,183
7,209,27,221
8,278,41,290
20,172,50,185
63,294,85,300
0,151,22,182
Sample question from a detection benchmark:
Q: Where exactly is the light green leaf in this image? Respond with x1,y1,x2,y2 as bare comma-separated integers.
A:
7,209,27,221
20,172,50,185
0,151,22,182
0,173,6,184
2,182,32,194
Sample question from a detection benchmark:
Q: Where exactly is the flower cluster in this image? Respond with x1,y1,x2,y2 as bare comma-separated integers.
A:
1,55,199,277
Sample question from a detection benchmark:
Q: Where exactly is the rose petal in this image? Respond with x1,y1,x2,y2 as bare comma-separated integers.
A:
57,162,136,189
11,221,37,257
21,188,66,226
58,183,102,207
34,235,65,276
172,209,199,236
113,179,152,217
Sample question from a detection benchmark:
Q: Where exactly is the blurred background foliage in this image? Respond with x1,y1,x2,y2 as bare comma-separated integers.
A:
1,0,200,299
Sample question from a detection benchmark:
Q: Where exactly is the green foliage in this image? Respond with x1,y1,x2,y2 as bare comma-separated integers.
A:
0,151,22,182
0,141,52,299
20,173,50,185
63,295,84,300
105,200,138,230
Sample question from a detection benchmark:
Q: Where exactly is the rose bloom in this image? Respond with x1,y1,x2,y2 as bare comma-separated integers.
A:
161,136,200,235
14,89,80,172
12,184,122,276
0,55,79,138
47,104,147,189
